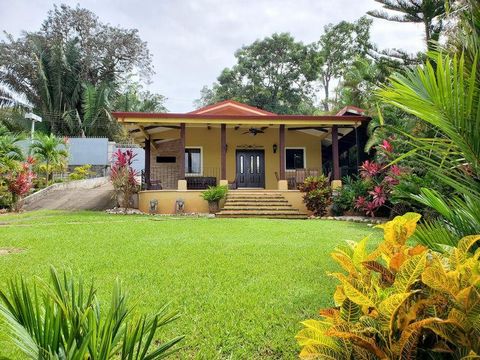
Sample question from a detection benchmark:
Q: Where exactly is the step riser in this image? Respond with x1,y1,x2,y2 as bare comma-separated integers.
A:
225,201,291,206
226,195,285,200
218,212,303,215
222,208,297,211
226,200,292,202
217,215,307,219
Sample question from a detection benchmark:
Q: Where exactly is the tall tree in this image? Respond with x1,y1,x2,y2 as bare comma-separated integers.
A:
196,33,317,114
314,16,373,112
368,0,446,51
0,4,153,138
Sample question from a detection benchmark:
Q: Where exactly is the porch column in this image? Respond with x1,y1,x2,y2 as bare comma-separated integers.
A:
356,123,368,168
144,136,151,189
331,125,341,187
178,123,187,190
220,124,226,180
279,124,286,180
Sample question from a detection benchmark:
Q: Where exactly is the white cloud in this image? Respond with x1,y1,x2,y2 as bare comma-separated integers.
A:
0,0,425,112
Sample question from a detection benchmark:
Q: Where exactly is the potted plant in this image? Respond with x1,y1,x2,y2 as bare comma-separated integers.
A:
201,185,228,213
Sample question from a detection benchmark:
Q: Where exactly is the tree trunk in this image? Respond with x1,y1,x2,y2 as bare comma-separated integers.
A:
424,20,431,51
323,81,330,112
46,159,49,186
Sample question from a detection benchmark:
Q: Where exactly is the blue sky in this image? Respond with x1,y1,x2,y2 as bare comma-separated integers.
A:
0,0,425,112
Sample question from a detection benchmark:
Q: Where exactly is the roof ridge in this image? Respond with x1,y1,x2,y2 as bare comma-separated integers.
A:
188,99,277,116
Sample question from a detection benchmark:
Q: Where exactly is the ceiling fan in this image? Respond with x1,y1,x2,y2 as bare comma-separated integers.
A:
242,127,268,136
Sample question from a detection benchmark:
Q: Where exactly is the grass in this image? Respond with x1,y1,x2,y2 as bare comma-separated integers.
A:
0,210,381,359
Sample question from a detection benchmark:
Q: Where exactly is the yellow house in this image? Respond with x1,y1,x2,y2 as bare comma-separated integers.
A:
113,100,370,217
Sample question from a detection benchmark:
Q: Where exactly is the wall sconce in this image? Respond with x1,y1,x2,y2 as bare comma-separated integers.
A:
273,144,278,153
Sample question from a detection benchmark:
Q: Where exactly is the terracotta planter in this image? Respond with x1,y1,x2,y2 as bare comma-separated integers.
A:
208,201,220,214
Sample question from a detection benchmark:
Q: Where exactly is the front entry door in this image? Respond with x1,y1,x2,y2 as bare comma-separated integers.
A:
236,150,265,188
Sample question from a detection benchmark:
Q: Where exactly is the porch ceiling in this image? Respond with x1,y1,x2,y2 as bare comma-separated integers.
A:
124,121,365,146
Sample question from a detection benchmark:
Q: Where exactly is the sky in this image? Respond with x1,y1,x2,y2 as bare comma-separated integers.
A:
0,0,425,112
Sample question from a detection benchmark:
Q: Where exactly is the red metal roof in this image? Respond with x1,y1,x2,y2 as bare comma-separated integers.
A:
335,105,366,116
112,100,371,122
188,99,277,116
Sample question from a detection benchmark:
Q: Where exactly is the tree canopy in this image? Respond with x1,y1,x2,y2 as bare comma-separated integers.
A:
195,33,317,115
368,0,446,51
313,16,373,111
0,4,157,138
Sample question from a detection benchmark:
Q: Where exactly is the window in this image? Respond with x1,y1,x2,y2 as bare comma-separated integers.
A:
286,148,305,170
156,156,176,163
185,148,202,174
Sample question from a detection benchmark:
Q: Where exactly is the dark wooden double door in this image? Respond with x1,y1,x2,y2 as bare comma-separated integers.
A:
236,150,265,188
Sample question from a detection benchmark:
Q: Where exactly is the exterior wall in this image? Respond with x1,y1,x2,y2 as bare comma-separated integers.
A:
149,126,322,190
138,189,310,215
139,190,211,214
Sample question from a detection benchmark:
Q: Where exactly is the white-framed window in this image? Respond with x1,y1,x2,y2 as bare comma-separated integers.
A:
185,146,202,175
285,147,306,170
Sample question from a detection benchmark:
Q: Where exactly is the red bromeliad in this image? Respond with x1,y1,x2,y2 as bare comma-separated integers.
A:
354,139,405,217
7,158,36,211
360,160,381,178
379,139,393,153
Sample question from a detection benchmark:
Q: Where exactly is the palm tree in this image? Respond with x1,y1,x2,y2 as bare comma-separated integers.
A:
0,126,25,172
30,133,68,186
376,50,479,249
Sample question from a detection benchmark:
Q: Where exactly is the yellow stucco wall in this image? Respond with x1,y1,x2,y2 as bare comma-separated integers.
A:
152,126,322,190
138,189,310,215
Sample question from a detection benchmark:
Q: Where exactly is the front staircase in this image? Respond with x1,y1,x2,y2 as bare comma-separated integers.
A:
216,191,308,219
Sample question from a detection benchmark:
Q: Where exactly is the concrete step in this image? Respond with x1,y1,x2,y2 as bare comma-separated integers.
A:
222,206,297,211
219,191,308,219
227,192,284,196
216,213,308,219
218,209,303,215
223,203,291,207
224,200,290,205
226,196,286,200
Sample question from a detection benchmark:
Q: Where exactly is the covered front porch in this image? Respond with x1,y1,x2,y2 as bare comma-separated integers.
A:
113,100,370,214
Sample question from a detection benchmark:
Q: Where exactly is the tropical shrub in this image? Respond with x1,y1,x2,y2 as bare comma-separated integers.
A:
201,185,228,213
331,176,369,216
354,139,402,217
296,212,480,359
5,157,36,211
30,133,69,186
0,267,184,359
110,149,139,211
69,164,94,180
201,185,228,203
373,2,480,249
298,175,332,216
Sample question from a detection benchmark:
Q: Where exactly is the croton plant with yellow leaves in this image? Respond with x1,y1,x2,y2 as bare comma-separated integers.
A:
296,213,480,359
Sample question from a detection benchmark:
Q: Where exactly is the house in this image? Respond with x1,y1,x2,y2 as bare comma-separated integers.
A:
113,100,370,216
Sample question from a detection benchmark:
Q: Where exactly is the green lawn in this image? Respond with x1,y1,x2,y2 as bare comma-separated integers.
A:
0,211,381,359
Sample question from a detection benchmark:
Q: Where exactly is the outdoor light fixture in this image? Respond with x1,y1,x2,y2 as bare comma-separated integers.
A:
25,112,42,141
273,144,278,153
